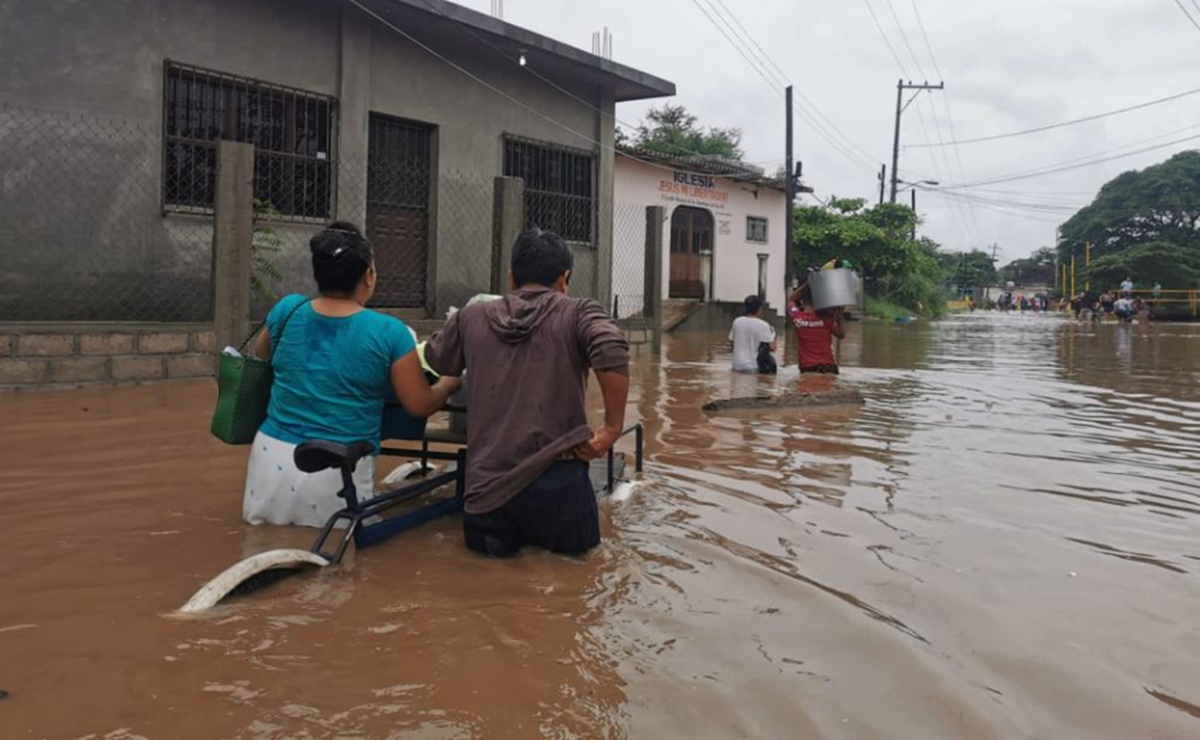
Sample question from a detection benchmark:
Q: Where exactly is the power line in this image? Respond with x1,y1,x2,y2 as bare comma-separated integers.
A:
908,0,984,245
689,0,879,173
941,120,1200,190
940,131,1200,189
862,0,911,77
349,0,737,184
703,0,882,169
909,84,1200,147
1173,0,1200,34
711,0,791,84
884,0,928,80
404,0,778,179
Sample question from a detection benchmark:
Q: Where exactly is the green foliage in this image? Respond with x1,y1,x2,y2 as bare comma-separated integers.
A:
1059,151,1200,287
251,199,284,300
792,198,946,316
864,296,915,321
1082,241,1200,289
999,246,1055,286
940,249,998,289
628,104,744,160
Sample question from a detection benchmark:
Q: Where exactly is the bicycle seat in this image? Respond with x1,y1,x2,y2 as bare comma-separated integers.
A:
294,440,374,474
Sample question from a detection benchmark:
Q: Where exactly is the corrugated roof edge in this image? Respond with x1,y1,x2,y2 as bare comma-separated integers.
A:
373,0,676,102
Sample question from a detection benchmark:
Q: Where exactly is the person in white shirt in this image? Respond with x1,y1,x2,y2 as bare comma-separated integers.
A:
1120,276,1134,297
729,295,777,373
1114,296,1134,321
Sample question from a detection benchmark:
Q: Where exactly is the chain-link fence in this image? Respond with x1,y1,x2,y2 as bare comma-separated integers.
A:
0,103,214,322
0,102,659,344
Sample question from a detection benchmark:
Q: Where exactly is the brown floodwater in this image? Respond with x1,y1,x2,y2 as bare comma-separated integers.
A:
3,313,1200,739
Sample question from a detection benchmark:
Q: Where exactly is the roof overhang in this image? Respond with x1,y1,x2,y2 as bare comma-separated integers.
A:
352,0,676,102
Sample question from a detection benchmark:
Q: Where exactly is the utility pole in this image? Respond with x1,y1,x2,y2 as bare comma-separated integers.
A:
878,164,886,205
785,85,796,291
911,188,917,241
890,79,945,203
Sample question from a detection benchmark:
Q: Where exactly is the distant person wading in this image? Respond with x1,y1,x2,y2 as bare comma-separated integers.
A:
729,294,777,374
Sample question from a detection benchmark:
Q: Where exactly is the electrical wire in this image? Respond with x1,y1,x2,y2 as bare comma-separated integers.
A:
908,0,984,244
1172,0,1200,34
908,83,1200,147
397,0,774,181
712,0,791,84
862,0,911,78
939,131,1200,189
884,0,929,81
706,0,881,168
689,0,879,173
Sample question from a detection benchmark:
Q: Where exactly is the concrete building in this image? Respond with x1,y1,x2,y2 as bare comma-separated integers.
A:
613,150,788,319
0,0,674,325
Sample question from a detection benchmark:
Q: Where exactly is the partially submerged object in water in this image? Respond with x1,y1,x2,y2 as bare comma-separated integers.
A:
703,387,865,412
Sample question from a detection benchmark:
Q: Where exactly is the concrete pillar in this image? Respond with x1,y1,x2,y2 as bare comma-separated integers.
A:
211,140,255,353
337,3,372,225
491,176,525,293
643,206,664,351
595,85,616,307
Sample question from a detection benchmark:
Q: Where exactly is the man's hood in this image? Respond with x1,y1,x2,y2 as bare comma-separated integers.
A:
483,286,561,344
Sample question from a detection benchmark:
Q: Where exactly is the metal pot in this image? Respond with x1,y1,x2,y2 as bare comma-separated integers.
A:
809,268,862,311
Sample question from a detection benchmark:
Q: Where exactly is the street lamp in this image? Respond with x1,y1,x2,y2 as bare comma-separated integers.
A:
896,180,939,240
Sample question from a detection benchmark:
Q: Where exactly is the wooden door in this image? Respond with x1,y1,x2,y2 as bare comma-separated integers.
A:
366,114,432,308
669,206,712,299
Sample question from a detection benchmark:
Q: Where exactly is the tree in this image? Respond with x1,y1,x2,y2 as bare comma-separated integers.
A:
999,247,1055,286
627,104,744,160
1059,150,1200,263
1082,241,1200,289
942,249,998,289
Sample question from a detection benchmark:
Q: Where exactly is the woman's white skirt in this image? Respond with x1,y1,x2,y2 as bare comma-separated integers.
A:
243,430,377,528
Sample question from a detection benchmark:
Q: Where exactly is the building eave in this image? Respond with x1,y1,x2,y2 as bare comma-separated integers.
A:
355,0,676,102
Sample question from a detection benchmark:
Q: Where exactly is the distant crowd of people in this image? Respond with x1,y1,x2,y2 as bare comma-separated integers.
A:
996,292,1052,313
1065,275,1155,323
1066,291,1150,323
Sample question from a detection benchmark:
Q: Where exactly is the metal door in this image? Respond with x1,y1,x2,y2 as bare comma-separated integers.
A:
366,115,432,308
669,206,712,299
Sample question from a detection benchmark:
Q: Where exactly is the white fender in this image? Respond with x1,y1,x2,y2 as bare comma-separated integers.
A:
380,461,452,488
178,548,330,614
609,480,638,503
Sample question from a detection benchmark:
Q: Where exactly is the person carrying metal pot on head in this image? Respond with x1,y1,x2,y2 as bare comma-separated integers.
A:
788,270,848,375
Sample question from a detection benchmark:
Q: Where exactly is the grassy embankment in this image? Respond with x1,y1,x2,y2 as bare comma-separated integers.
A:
862,296,947,320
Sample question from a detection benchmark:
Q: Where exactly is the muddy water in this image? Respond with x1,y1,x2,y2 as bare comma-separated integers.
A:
3,314,1200,739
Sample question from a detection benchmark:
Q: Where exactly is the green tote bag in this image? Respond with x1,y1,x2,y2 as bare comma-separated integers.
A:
210,299,310,445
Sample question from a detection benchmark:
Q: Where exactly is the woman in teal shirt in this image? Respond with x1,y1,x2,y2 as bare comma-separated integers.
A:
243,222,460,527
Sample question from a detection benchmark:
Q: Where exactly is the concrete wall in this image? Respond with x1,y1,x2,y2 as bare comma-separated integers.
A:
613,157,787,312
0,0,616,321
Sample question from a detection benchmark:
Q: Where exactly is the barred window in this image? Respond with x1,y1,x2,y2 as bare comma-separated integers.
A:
163,62,336,220
746,216,768,244
503,137,595,244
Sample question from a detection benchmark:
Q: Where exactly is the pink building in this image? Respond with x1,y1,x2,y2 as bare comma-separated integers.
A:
613,149,789,316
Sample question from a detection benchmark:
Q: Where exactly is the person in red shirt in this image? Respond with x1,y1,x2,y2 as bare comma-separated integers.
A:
787,284,846,374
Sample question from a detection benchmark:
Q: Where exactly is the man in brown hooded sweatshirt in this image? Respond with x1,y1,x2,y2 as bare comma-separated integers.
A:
424,228,630,557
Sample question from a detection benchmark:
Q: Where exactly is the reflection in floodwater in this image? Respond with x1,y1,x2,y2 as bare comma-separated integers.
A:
3,313,1200,738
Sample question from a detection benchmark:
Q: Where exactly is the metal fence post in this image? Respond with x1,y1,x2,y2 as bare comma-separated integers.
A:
211,140,255,352
491,176,525,294
643,206,664,352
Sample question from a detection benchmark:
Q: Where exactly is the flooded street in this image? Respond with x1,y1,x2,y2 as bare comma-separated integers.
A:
3,313,1200,739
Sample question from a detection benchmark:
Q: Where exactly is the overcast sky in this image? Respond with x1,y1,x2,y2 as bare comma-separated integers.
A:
454,0,1200,263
